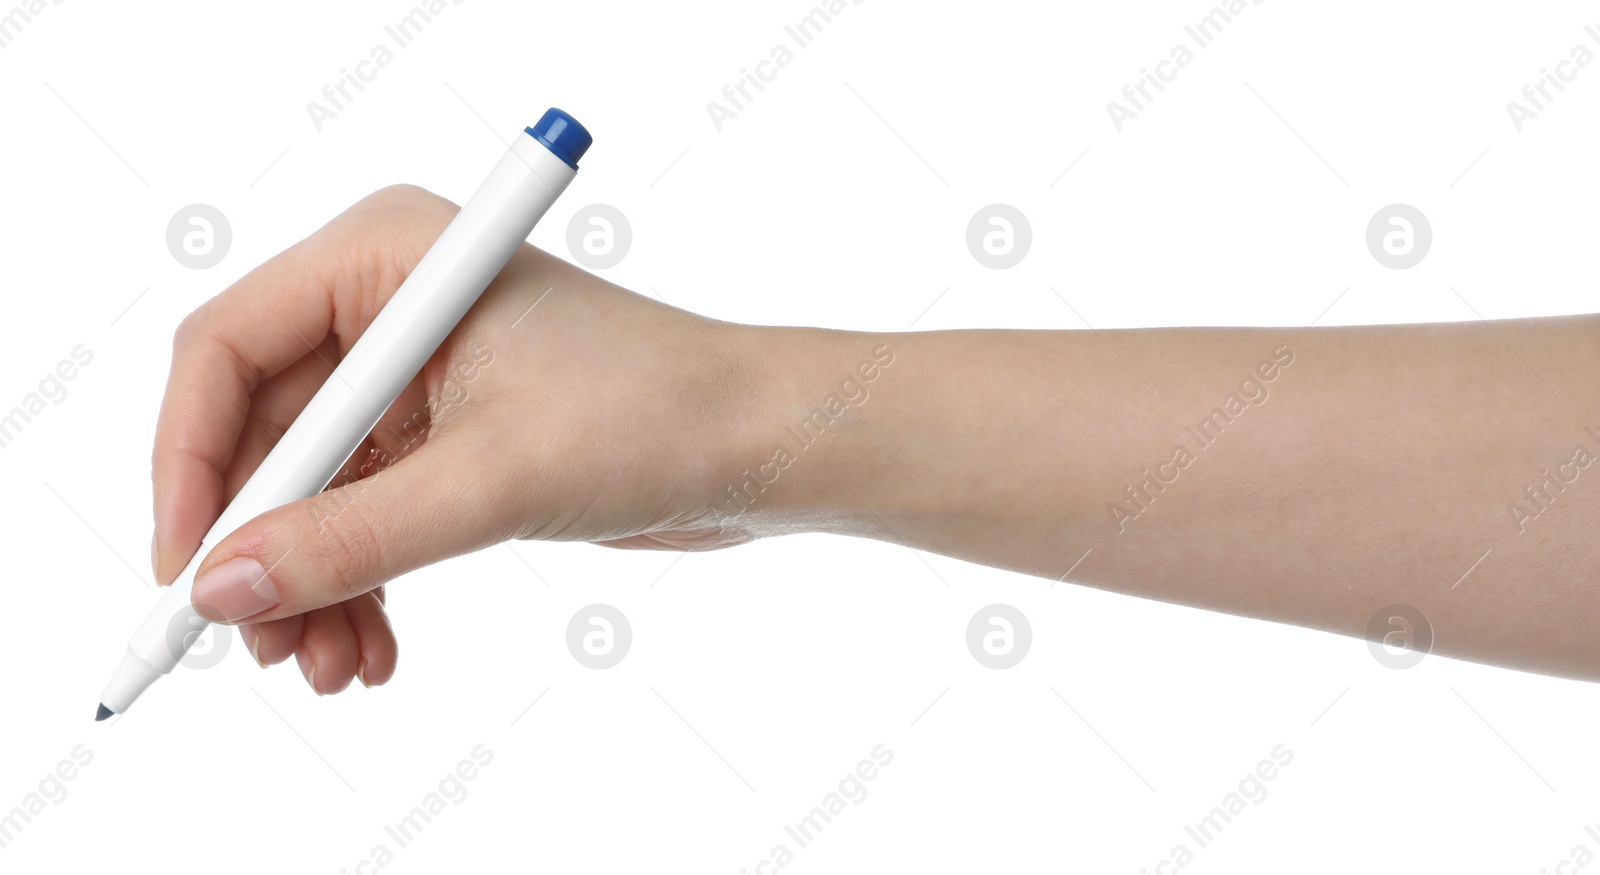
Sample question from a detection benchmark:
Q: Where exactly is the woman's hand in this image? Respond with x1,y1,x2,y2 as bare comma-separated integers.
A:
152,185,805,694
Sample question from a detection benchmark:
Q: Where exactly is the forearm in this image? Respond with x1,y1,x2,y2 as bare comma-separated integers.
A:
733,315,1600,681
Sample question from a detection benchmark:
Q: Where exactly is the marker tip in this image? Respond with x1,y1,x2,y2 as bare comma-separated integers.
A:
95,704,114,722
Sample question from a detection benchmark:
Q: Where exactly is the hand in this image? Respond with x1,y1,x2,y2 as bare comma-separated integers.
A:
152,185,798,694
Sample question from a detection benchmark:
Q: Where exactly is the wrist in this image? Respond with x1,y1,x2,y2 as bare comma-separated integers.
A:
708,323,902,539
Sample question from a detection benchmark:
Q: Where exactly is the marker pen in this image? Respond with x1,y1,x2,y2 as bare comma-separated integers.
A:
97,108,592,719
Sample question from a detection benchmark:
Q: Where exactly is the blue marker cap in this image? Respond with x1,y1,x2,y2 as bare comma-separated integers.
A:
526,108,591,170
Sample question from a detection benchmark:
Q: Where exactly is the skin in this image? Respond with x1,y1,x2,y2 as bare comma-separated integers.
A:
154,185,1600,694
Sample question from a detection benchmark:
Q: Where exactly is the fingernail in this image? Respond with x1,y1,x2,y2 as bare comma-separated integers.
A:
191,557,279,623
150,533,161,583
240,625,265,668
357,662,371,689
297,650,323,695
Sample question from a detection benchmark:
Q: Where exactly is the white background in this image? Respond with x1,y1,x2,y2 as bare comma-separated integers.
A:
2,0,1598,872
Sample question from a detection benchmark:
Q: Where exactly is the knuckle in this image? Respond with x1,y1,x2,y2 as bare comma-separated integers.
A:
346,185,458,269
371,182,428,203
362,184,445,217
172,305,208,352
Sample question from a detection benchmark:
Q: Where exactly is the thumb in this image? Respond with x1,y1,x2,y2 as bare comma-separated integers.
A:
190,436,514,624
